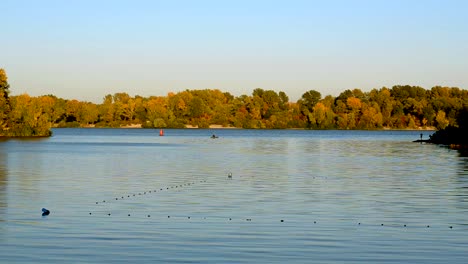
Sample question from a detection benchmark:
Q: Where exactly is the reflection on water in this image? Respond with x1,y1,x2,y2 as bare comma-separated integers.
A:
0,129,467,263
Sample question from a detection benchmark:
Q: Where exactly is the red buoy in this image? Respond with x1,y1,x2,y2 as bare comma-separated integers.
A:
159,129,164,136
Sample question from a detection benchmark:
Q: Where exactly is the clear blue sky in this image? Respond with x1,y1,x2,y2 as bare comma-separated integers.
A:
2,0,467,103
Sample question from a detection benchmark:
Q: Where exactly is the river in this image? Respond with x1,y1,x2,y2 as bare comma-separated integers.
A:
1,128,467,263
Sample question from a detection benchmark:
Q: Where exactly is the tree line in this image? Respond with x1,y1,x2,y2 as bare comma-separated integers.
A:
1,68,468,136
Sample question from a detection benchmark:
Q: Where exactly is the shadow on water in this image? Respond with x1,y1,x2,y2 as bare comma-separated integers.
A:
454,150,468,208
457,152,468,175
457,149,468,158
456,149,468,175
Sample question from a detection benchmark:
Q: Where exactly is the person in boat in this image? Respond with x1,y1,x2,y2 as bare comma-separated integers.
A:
211,134,218,139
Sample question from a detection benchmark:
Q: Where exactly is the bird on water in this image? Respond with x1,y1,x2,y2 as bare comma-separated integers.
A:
41,208,50,216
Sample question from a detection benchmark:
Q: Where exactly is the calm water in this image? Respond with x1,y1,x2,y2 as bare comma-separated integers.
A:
1,128,467,263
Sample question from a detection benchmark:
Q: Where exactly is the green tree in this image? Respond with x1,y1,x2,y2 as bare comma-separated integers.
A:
369,88,393,127
298,90,322,128
298,90,321,113
188,97,206,119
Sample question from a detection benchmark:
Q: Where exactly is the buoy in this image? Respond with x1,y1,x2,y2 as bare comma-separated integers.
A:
159,129,164,136
41,208,50,216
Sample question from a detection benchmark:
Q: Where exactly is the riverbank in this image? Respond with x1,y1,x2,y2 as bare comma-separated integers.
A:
82,123,436,130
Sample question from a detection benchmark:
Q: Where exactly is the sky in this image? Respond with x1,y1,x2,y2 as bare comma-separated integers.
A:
2,0,467,103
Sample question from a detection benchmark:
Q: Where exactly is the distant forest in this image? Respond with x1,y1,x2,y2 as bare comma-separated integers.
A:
2,68,468,137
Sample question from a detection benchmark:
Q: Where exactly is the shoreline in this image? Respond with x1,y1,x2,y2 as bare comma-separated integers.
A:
64,124,437,131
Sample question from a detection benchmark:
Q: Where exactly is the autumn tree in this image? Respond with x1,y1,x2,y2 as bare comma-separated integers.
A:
143,96,167,128
2,72,468,131
98,94,117,127
0,69,51,136
113,92,136,123
8,94,52,136
309,102,335,129
210,91,234,127
369,88,393,127
0,69,11,134
359,102,383,129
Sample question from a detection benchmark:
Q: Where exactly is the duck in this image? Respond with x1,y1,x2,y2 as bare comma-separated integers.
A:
41,208,50,216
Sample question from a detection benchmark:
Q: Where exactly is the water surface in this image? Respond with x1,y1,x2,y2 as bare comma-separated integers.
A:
1,129,467,263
